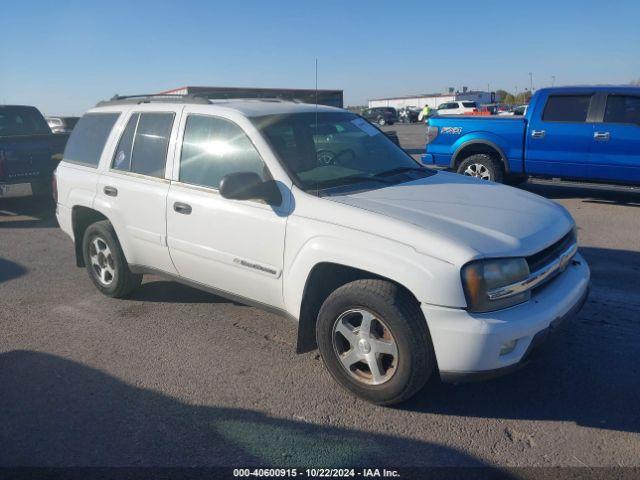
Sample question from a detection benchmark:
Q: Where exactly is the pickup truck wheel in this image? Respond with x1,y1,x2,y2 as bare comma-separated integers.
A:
457,154,503,183
316,279,434,405
82,220,142,298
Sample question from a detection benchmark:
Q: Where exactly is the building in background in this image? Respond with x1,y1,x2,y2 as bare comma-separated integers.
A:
368,88,495,109
159,86,343,108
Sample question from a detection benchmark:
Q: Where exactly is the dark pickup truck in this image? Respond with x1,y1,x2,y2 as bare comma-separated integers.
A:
0,105,69,199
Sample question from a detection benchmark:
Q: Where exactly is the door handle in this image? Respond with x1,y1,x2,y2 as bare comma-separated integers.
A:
531,130,546,139
103,186,118,197
594,131,610,141
173,202,192,215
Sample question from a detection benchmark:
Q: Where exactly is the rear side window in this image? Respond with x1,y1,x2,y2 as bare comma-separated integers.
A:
111,112,174,178
112,114,139,172
131,113,174,177
63,113,120,167
542,95,591,122
179,115,267,189
462,102,477,108
603,95,640,124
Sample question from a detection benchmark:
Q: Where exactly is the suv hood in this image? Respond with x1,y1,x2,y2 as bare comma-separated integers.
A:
327,171,573,260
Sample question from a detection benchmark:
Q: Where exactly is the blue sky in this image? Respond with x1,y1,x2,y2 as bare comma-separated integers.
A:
1,0,638,115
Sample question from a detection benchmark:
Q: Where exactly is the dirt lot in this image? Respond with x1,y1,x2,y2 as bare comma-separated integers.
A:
1,124,639,468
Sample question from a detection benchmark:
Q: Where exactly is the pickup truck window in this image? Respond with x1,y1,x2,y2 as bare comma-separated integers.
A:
63,113,120,167
179,115,267,189
0,105,51,136
542,95,591,122
254,111,429,191
604,95,640,124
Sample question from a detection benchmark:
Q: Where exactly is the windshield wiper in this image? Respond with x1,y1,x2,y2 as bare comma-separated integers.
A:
374,166,428,178
312,174,396,190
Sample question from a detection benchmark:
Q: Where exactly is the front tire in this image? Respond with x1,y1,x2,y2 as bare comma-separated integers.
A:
82,220,142,298
457,154,503,183
316,279,435,405
377,117,386,126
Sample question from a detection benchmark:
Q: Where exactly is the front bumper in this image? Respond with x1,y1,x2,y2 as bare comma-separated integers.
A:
421,252,590,380
420,152,451,168
420,153,434,165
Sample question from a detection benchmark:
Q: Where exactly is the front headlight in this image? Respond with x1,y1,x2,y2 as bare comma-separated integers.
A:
461,258,530,313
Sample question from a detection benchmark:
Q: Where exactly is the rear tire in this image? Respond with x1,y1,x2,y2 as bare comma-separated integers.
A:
457,154,504,183
82,220,142,298
316,279,435,405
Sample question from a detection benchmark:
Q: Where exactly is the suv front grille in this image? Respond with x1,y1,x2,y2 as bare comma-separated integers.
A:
526,229,577,290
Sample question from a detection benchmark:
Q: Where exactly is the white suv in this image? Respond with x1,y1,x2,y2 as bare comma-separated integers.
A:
55,95,590,404
436,101,478,115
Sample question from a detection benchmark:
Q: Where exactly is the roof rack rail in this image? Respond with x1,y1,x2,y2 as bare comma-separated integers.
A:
205,97,299,104
95,93,211,107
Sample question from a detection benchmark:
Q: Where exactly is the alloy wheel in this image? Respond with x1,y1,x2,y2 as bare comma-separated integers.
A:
463,163,491,180
332,308,398,385
89,236,116,286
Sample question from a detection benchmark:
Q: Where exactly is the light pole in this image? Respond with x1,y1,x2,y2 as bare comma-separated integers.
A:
529,72,533,92
551,75,556,87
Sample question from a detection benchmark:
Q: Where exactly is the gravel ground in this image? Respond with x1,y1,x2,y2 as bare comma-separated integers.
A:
1,125,638,468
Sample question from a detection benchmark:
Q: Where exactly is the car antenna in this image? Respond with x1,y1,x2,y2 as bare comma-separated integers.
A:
315,57,319,197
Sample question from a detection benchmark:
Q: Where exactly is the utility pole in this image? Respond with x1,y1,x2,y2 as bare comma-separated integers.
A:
551,75,556,87
529,72,533,92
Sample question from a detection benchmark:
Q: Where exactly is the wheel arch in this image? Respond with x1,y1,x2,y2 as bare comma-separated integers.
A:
70,206,133,268
295,262,423,354
71,206,109,267
451,139,510,174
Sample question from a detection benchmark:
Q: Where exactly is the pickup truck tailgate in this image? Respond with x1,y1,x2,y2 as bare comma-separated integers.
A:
0,134,68,182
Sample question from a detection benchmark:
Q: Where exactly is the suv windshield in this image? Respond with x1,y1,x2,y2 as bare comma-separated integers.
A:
253,111,432,192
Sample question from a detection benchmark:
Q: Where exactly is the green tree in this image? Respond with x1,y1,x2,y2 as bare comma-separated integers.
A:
515,91,532,104
495,89,510,102
503,93,516,105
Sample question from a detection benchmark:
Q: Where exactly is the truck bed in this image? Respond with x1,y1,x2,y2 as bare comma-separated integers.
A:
425,115,526,173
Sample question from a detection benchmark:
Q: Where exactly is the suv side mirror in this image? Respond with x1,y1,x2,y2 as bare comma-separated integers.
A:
219,172,282,206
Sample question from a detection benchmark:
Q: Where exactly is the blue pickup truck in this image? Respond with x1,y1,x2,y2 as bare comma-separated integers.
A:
423,86,640,185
